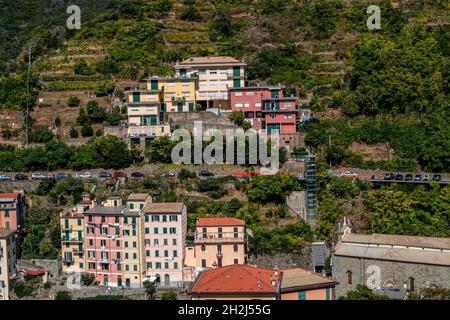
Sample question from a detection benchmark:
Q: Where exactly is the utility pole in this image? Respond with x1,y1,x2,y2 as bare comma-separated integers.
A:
25,47,31,148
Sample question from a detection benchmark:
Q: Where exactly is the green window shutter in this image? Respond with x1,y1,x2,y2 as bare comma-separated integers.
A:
161,103,166,112
116,228,120,236
134,265,138,272
299,291,306,300
117,264,121,271
174,262,178,269
154,227,158,234
78,231,82,240
326,288,330,300
117,252,121,259
233,79,241,88
65,219,69,229
133,92,141,102
79,263,84,269
130,203,134,210
233,66,240,77
124,217,128,224
77,219,82,226
125,241,128,248
188,103,194,112
125,265,129,271
140,203,144,210
177,103,183,112
151,80,158,90
145,228,150,234
163,228,167,234
271,90,279,98
5,210,9,217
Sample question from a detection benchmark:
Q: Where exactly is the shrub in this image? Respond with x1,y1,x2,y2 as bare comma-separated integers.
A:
54,116,61,127
161,290,177,300
55,290,72,300
67,96,81,107
30,125,54,143
81,274,95,286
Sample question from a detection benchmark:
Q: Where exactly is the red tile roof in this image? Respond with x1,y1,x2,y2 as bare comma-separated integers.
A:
196,217,245,227
0,193,20,199
191,265,281,295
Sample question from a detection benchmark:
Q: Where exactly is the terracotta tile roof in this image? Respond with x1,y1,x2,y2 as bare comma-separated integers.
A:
280,267,337,291
127,193,150,201
0,193,20,199
196,217,245,227
144,202,185,214
190,265,281,295
0,228,15,238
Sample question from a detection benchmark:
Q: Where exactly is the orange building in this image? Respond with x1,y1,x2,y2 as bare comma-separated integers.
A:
280,267,337,300
190,264,281,300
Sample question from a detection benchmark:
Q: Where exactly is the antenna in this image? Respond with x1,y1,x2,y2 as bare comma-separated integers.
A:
25,47,31,148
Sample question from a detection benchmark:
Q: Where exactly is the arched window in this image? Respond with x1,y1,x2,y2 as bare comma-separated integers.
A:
233,244,238,252
201,245,206,252
346,271,352,285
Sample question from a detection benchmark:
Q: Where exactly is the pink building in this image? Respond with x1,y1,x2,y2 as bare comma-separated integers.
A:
143,203,187,287
84,205,127,287
0,193,25,231
229,85,284,130
262,96,298,135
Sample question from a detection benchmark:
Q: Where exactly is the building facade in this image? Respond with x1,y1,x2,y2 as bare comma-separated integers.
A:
0,193,26,231
143,203,187,286
192,218,246,269
280,267,336,300
0,229,17,300
332,221,450,298
175,56,246,108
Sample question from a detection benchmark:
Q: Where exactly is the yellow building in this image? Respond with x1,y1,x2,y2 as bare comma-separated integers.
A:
192,218,246,269
190,265,281,300
145,77,198,113
122,193,152,288
60,199,94,274
0,229,17,300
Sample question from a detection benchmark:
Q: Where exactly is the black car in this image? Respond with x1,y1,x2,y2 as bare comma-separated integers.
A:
15,173,28,180
131,172,146,178
405,174,413,181
395,174,404,181
98,171,112,178
432,174,442,181
414,174,422,181
199,170,214,177
384,173,395,180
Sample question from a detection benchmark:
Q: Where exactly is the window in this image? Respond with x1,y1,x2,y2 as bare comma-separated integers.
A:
88,215,93,223
163,239,168,246
170,215,178,222
201,259,207,268
299,291,306,300
154,239,159,246
77,219,82,226
235,103,243,108
270,114,276,119
125,253,129,259
235,92,243,97
217,245,222,254
79,263,84,269
218,228,223,238
284,114,293,119
255,102,262,108
170,228,176,234
101,216,106,223
124,241,129,248
133,253,137,259
201,245,206,253
156,262,161,269
174,262,178,269
133,265,138,272
155,250,159,257
133,241,137,248
145,228,150,234
347,271,352,285
129,203,134,210
173,239,177,245
146,250,150,257
234,259,239,264
233,227,238,238
163,227,168,234
246,91,255,96
209,69,217,74
164,262,169,269
164,250,169,257
233,244,238,252
101,240,106,247
147,262,152,269
244,102,250,108
145,215,149,222
154,227,159,234
173,250,177,257
166,81,175,87
116,240,120,247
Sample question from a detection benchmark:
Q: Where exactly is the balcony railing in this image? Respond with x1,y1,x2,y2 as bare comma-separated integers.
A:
195,232,245,243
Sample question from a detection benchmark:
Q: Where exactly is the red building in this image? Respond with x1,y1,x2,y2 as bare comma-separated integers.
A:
262,96,297,135
0,193,25,231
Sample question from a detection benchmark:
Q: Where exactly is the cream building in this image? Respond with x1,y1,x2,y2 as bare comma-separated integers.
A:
190,218,246,269
60,198,94,274
174,56,246,108
0,229,16,300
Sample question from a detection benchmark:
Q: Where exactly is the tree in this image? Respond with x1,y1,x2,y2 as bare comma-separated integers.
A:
90,135,132,169
77,108,90,126
81,125,94,137
67,96,81,107
69,127,79,138
143,280,156,300
338,285,388,300
228,111,245,127
30,125,54,143
81,274,95,286
54,116,61,127
161,289,177,300
145,136,176,163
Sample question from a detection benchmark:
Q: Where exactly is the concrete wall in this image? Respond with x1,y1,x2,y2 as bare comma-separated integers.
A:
0,181,39,192
332,255,450,298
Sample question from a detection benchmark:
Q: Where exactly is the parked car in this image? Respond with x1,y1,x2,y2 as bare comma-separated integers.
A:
31,173,48,180
199,170,214,177
164,172,176,177
15,173,28,180
432,174,442,182
395,174,404,181
0,174,12,181
114,172,127,178
405,174,413,181
55,172,68,180
384,173,395,180
131,172,146,178
423,174,430,181
97,171,112,178
78,172,92,179
341,171,358,179
414,174,422,181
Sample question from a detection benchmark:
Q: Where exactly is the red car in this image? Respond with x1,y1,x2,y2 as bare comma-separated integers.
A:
114,172,127,178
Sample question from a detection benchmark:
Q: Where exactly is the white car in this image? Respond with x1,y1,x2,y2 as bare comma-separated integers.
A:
341,171,358,178
0,174,12,181
78,172,92,179
31,173,48,180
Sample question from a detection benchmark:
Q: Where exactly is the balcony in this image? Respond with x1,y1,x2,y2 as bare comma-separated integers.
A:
195,232,245,243
128,125,159,138
61,235,83,243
